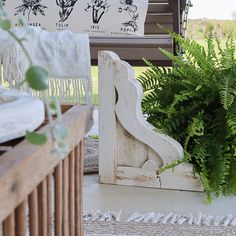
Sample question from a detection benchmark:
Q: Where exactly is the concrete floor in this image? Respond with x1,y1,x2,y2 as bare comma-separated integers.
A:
84,174,236,221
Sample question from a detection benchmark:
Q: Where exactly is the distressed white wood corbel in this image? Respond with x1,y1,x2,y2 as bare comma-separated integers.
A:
98,51,203,191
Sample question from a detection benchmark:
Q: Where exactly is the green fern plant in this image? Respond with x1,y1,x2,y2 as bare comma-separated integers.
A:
139,33,236,202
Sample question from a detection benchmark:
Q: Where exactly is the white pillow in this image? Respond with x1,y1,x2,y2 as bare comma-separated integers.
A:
4,0,149,37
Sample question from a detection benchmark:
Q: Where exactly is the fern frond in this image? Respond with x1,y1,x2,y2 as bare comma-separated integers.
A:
159,48,186,67
184,113,204,151
167,32,214,72
226,101,236,134
219,36,236,69
169,90,196,113
206,33,219,67
219,75,236,110
141,33,236,201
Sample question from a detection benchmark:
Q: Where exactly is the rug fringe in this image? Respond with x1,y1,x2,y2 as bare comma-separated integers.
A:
84,210,122,222
84,210,236,226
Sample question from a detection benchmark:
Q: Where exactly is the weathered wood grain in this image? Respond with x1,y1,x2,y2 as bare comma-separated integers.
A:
47,173,53,236
15,201,26,236
116,164,203,191
75,143,84,236
29,189,39,236
55,163,63,236
98,51,203,192
63,157,69,236
69,151,75,236
98,51,118,184
3,213,15,236
38,179,47,236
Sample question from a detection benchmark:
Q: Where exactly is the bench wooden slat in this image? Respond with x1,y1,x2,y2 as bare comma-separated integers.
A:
69,151,75,236
145,14,173,24
38,180,48,236
149,0,169,3
15,201,27,236
91,46,172,66
29,189,39,236
46,174,53,236
55,163,63,236
90,36,172,48
3,214,15,236
148,3,172,14
75,143,84,236
90,35,173,66
147,0,188,13
145,23,173,34
63,158,69,236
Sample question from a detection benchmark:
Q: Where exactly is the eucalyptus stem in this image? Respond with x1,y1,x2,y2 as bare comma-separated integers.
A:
0,4,67,154
45,99,57,143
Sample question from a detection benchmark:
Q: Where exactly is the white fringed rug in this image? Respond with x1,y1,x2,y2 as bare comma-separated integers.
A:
84,221,236,236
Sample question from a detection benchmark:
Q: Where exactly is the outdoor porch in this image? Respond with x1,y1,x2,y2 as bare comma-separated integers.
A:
82,109,236,235
0,0,236,235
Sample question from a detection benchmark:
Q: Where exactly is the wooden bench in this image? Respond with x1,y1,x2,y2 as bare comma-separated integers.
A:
0,104,93,236
90,0,192,66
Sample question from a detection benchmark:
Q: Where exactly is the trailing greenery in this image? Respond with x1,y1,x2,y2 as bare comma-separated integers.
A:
139,32,236,202
0,0,68,155
88,134,99,140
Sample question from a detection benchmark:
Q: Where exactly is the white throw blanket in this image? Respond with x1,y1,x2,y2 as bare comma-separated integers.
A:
1,27,92,104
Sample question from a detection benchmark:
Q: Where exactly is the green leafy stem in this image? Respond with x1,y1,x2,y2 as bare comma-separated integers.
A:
0,1,68,156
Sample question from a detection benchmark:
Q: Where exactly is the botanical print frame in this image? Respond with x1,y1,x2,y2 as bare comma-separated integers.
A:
3,0,149,37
